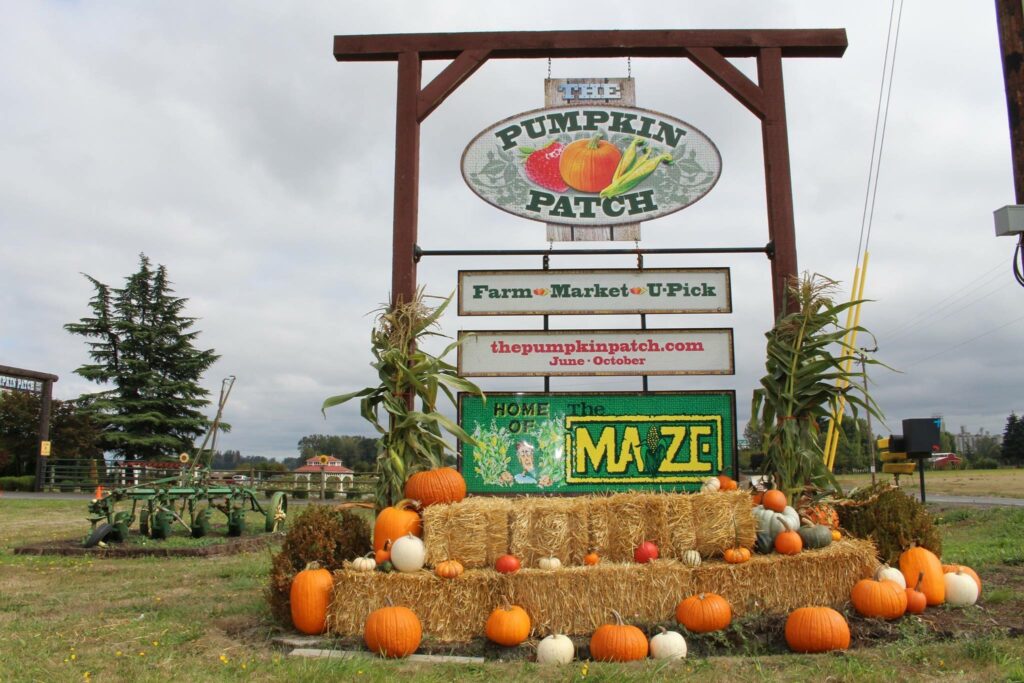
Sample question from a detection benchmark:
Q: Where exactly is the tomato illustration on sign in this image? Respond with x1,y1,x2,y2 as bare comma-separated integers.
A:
533,288,548,296
629,287,645,295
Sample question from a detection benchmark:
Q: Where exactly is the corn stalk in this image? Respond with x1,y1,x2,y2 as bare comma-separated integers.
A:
322,290,483,509
750,273,884,506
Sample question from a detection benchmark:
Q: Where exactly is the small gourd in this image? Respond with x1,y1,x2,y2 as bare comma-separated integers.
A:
538,556,562,571
583,552,600,566
681,549,702,567
700,476,721,493
351,552,377,572
434,559,464,579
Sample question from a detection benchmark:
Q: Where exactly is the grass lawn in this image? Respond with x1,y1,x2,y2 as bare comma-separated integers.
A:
0,497,1022,682
835,467,1024,499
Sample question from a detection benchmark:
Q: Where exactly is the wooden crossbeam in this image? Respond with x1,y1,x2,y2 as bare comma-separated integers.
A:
334,29,848,62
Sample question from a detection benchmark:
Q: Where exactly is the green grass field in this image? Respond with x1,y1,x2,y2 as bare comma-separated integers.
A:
835,467,1024,498
0,497,1022,682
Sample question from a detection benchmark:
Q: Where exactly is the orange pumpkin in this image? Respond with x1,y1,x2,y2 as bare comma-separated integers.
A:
774,529,803,555
403,467,466,507
290,562,333,635
906,572,927,614
589,610,649,662
851,578,908,619
716,474,738,491
762,489,787,513
434,559,464,579
485,605,531,646
785,606,850,653
831,529,842,542
676,593,732,633
899,545,945,606
751,490,765,506
559,133,621,193
724,547,751,564
583,552,600,566
364,604,422,658
374,499,421,561
943,564,981,596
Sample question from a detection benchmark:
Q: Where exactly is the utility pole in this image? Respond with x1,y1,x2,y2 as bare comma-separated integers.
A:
995,0,1024,203
858,348,879,487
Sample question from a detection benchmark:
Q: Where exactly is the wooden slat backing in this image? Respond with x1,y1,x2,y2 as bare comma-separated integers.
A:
335,29,848,62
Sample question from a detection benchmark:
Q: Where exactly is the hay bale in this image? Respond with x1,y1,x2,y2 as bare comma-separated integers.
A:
508,497,590,565
422,497,511,568
691,490,756,556
663,494,695,559
329,539,879,642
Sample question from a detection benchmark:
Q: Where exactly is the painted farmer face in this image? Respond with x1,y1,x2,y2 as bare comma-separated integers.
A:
516,442,535,472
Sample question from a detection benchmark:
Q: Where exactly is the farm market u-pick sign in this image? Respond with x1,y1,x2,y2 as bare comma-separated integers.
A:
462,105,722,226
458,268,731,315
459,392,737,494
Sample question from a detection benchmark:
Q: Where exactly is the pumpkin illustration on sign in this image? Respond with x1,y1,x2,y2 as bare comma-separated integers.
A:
559,133,621,192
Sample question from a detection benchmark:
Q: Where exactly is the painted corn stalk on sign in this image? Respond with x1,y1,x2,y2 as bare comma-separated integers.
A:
458,268,731,315
461,105,722,226
459,392,736,494
457,329,734,377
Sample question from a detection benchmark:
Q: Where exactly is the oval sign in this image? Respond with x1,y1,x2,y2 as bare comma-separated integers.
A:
461,105,722,227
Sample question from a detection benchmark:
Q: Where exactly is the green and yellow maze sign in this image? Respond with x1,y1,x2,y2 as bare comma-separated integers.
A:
458,392,736,494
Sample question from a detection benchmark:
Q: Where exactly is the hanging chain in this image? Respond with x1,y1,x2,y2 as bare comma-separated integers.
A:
627,56,632,78
547,57,552,79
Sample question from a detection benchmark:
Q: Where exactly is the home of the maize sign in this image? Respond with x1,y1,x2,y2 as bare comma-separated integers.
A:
458,392,736,494
461,105,722,226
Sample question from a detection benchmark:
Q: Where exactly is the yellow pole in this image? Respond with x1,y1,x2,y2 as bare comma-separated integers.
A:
823,261,862,467
826,252,870,470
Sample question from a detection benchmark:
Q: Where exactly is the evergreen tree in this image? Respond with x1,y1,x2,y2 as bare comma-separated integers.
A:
64,254,219,460
1002,412,1024,466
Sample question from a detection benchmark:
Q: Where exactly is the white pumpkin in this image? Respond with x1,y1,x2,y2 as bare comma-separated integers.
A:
649,629,687,660
389,534,426,573
768,506,801,537
701,477,721,493
538,556,562,571
681,550,702,567
944,570,979,606
875,564,907,588
752,505,775,534
351,553,376,572
536,633,575,664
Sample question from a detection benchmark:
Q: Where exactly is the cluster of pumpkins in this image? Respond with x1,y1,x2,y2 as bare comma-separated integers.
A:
852,544,981,618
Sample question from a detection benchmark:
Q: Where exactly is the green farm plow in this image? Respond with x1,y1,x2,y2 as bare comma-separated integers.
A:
83,377,287,547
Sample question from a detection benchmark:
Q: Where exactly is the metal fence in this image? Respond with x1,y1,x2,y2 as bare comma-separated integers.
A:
38,459,377,500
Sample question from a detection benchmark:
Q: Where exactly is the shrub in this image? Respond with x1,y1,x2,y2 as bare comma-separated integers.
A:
266,504,372,624
293,490,308,500
0,475,35,491
969,457,1000,470
836,482,942,565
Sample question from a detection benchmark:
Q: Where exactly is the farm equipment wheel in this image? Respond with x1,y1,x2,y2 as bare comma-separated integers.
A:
190,507,211,538
139,509,150,536
265,492,288,533
151,511,173,540
227,509,246,537
83,523,114,548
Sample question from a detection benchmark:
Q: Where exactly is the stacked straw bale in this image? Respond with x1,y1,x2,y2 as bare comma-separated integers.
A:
330,538,879,642
421,490,755,568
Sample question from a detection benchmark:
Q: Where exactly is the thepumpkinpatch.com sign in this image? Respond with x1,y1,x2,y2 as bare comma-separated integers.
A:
458,392,737,494
458,268,731,315
457,329,734,377
461,105,722,226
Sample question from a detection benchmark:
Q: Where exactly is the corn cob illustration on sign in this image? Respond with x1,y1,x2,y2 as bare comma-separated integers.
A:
461,105,722,226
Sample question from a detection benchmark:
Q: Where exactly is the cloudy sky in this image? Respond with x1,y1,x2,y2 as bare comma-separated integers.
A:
2,1,1021,461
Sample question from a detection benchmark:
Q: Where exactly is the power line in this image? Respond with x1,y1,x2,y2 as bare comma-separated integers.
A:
901,313,1024,369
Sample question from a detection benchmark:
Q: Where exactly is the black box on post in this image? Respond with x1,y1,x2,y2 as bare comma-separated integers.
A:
902,418,940,455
